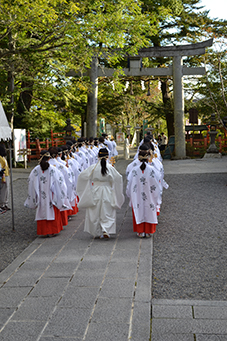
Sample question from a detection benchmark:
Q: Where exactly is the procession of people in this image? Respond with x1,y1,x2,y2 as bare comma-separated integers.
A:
23,131,168,239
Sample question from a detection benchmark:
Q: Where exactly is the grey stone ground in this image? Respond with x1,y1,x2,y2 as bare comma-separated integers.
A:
0,150,227,340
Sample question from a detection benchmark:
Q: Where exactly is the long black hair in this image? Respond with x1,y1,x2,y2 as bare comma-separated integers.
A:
98,148,109,176
138,144,149,171
39,150,50,171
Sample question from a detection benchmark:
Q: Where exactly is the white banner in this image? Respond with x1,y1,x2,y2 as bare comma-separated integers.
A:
14,129,27,162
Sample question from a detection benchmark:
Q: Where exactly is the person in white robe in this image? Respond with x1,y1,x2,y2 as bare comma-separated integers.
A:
76,147,125,238
126,144,161,238
126,145,163,216
111,137,118,157
24,151,71,236
124,134,130,160
48,147,76,224
102,133,113,155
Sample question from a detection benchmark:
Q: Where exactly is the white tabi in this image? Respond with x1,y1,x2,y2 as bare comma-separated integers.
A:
126,163,160,225
24,164,71,221
76,162,125,237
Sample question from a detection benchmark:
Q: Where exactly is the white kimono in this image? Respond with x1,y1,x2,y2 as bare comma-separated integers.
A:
124,137,130,159
24,164,71,221
126,163,160,225
49,158,76,203
111,140,118,157
76,162,125,237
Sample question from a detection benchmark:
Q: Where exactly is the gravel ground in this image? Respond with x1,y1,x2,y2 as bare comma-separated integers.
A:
0,178,37,272
152,172,227,301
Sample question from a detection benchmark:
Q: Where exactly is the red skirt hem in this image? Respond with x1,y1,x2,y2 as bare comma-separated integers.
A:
68,201,78,216
37,206,63,236
60,210,68,226
132,209,157,234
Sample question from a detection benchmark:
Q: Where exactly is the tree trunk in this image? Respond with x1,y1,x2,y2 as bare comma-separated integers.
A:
15,81,34,127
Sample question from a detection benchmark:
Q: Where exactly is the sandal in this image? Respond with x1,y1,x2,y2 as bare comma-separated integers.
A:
103,232,110,239
146,233,152,238
137,233,145,238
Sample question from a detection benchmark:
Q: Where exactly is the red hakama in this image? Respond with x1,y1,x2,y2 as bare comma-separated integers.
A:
37,206,63,236
68,199,78,216
132,208,157,234
60,210,69,226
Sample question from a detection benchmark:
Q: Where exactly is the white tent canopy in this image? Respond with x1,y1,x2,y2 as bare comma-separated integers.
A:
0,101,11,140
0,100,14,230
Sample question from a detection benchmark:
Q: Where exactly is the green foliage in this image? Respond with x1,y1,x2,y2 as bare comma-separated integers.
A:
0,0,161,135
1,0,227,140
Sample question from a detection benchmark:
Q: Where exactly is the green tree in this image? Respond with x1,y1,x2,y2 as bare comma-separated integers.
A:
0,0,159,135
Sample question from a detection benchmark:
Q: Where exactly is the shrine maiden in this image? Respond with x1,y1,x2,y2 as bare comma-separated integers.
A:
76,148,124,238
24,151,71,236
126,145,160,238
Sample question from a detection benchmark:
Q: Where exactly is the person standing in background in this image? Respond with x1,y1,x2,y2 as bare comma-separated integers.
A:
160,132,167,152
0,145,10,212
124,134,130,160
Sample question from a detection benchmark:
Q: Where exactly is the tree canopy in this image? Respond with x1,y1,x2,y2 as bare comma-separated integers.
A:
0,0,227,140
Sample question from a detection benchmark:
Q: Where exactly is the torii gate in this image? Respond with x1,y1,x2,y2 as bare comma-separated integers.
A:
69,39,213,158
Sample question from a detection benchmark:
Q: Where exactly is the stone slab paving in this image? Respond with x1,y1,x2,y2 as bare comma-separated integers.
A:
152,299,227,340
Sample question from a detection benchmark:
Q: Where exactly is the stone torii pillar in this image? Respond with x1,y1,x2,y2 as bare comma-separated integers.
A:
173,55,185,158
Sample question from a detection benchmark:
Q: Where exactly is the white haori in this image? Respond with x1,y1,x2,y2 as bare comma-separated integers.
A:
49,158,76,203
126,164,160,225
67,158,80,191
126,159,162,206
76,149,89,169
111,140,118,157
24,164,71,221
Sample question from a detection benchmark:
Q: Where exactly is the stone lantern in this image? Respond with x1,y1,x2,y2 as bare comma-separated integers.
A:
207,114,219,153
204,113,221,158
63,119,75,142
